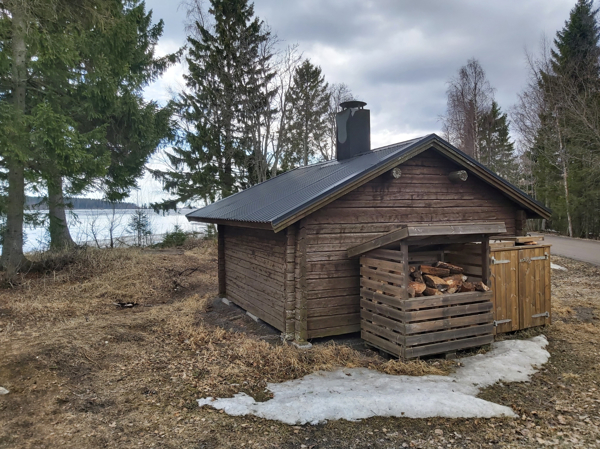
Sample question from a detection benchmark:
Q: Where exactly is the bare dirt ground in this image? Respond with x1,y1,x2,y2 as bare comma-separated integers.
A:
0,242,598,448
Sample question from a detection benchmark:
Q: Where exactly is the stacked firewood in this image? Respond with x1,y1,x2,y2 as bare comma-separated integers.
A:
407,261,490,298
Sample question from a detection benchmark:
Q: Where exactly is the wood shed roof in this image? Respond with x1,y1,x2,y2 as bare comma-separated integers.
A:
347,221,507,258
186,134,551,232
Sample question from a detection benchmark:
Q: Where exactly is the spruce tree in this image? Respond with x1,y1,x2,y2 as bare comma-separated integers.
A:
0,1,176,256
38,1,176,249
0,0,111,271
478,101,518,182
283,60,330,168
551,0,600,84
152,0,274,208
533,0,600,237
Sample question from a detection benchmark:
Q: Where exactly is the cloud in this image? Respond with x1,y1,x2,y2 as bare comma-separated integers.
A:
137,0,575,203
144,0,574,145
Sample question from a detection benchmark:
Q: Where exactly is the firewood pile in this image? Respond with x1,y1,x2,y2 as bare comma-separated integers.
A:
408,261,490,298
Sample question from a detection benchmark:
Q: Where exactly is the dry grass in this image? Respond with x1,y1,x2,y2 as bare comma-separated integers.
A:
0,242,216,336
0,247,599,449
158,290,452,400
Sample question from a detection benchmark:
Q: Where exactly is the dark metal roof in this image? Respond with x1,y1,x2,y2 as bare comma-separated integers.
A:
186,134,551,231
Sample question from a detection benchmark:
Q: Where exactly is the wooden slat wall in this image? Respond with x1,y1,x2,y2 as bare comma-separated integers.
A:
451,244,551,335
360,246,495,358
304,150,518,338
519,245,552,329
445,243,484,282
224,226,287,331
489,248,520,334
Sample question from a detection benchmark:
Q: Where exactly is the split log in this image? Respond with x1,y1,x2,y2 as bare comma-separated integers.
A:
460,282,475,292
419,265,450,277
423,274,449,291
408,281,427,295
441,275,462,294
423,287,443,296
411,270,424,283
435,261,464,274
442,274,467,288
474,281,491,292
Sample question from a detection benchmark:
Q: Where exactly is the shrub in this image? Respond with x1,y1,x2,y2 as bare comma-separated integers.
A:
161,225,188,248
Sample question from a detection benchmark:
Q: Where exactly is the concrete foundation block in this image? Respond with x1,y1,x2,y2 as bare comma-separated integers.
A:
292,340,313,350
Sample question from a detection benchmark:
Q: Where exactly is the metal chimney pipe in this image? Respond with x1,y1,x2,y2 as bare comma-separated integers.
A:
336,100,371,160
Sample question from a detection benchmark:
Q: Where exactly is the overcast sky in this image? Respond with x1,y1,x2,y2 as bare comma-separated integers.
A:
144,0,575,146
136,0,576,204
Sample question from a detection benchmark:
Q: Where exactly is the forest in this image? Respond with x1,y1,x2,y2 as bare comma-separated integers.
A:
441,1,600,240
0,0,599,278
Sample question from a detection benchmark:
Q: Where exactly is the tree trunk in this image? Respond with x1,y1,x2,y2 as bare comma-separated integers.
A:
1,5,29,276
2,163,28,275
48,175,75,250
556,117,573,237
561,158,574,238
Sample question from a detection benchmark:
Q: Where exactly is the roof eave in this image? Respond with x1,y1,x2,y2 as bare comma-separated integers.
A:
186,216,273,230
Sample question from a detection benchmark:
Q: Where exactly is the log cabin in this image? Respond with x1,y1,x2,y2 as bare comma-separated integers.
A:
187,101,551,351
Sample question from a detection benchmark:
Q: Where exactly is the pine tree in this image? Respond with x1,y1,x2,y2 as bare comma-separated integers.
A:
282,60,330,168
81,2,178,204
478,101,518,182
152,0,274,209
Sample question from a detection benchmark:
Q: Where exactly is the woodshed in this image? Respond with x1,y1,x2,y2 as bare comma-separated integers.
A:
187,101,551,354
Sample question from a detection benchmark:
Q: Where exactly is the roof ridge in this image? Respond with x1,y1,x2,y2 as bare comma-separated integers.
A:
371,136,426,153
187,132,550,228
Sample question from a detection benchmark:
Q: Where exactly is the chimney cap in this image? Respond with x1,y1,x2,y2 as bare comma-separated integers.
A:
340,100,367,110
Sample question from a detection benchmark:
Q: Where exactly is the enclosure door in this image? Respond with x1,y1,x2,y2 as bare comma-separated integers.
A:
490,249,520,333
518,247,551,329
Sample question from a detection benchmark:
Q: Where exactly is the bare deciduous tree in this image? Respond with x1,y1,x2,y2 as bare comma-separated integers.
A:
322,83,353,161
442,58,495,160
270,44,303,176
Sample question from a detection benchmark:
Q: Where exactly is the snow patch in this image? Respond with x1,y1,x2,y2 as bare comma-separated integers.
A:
0,387,8,395
197,336,549,425
551,263,567,271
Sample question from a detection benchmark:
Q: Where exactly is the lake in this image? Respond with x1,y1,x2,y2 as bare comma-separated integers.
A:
23,208,206,252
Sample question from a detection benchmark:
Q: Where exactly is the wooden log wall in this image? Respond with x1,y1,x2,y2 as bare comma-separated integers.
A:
303,149,518,338
294,221,309,342
223,226,287,331
283,225,296,340
218,224,226,296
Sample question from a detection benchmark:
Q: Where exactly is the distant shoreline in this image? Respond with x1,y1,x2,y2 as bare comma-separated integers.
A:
26,196,139,210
